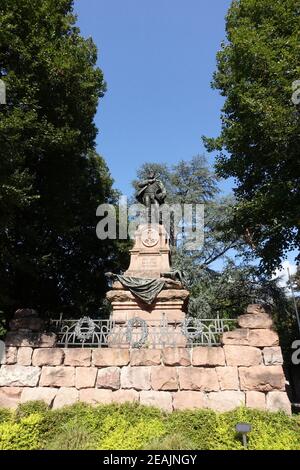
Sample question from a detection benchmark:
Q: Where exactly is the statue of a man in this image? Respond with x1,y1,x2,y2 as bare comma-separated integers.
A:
136,171,167,208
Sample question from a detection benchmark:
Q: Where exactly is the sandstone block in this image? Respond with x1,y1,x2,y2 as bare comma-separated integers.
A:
266,391,291,415
140,391,173,412
157,289,189,302
0,365,40,387
52,387,79,409
207,391,245,412
39,366,75,387
36,333,57,348
222,329,279,347
64,348,91,367
34,333,57,348
97,367,120,390
131,310,186,324
178,367,219,392
224,345,262,367
121,366,151,390
130,349,161,366
246,304,270,314
246,391,266,410
170,328,187,348
9,318,44,331
5,332,56,348
112,389,139,404
106,289,134,302
4,333,32,347
21,387,57,406
14,309,38,319
79,388,112,405
93,348,129,367
216,366,239,390
263,347,283,365
17,347,33,366
1,347,17,365
109,311,128,323
248,330,279,347
192,347,225,367
238,313,272,329
32,348,64,366
0,387,22,408
76,367,97,389
172,391,208,410
239,365,285,392
151,366,178,391
221,329,249,346
162,348,191,366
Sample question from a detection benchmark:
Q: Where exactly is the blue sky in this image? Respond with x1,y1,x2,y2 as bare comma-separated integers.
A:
74,0,233,196
73,0,297,274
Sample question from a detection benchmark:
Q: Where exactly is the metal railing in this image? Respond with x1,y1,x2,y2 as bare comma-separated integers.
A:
49,314,236,349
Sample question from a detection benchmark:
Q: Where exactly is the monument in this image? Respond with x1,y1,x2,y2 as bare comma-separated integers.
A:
0,173,291,412
105,172,189,346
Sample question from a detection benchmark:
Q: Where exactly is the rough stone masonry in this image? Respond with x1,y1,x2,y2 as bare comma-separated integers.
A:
0,304,291,414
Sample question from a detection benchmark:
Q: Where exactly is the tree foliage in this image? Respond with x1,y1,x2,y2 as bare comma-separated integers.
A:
204,0,300,273
0,0,128,319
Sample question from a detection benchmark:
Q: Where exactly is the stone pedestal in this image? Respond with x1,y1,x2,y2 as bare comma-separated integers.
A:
125,224,171,278
106,286,189,348
107,285,189,325
106,224,189,348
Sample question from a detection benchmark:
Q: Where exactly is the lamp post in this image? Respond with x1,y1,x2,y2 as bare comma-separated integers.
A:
235,423,252,449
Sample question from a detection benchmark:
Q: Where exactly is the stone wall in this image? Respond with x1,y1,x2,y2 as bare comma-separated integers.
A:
0,305,291,414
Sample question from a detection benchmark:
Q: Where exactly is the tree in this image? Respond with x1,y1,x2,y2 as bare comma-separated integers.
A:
189,261,290,317
0,0,128,320
203,0,300,274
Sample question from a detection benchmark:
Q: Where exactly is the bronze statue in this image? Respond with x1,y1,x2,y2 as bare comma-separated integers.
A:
136,171,167,208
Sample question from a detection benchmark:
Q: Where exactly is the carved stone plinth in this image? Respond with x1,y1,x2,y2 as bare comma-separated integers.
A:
125,224,171,278
107,288,189,324
106,288,189,348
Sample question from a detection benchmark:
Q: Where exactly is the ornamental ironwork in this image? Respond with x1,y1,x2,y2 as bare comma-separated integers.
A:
126,317,148,349
74,317,96,342
181,317,203,340
181,316,233,345
49,315,236,349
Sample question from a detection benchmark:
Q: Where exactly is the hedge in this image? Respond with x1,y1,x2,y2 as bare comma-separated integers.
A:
0,402,299,450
